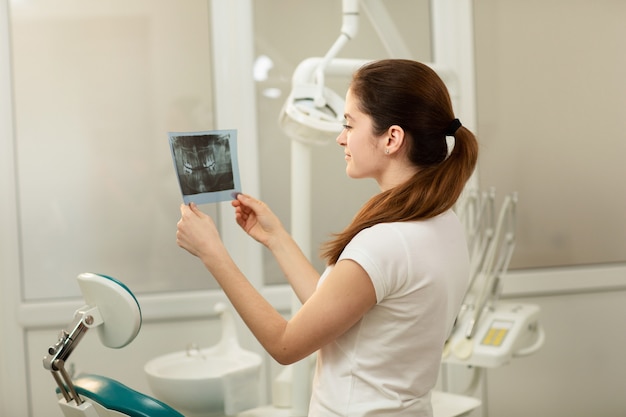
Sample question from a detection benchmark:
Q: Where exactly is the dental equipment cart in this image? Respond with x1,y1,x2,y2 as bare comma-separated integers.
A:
43,272,183,417
437,190,545,417
446,190,545,368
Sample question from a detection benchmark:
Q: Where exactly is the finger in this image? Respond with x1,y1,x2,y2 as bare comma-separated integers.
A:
238,194,263,212
235,209,248,223
175,228,185,249
235,214,245,229
188,202,205,217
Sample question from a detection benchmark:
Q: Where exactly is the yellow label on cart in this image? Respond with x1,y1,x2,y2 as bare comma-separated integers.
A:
481,320,514,347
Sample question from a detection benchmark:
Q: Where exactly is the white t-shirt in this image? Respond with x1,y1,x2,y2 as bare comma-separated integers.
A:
308,210,469,417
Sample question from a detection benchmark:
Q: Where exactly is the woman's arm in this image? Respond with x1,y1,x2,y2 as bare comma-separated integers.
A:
176,203,376,364
232,194,320,302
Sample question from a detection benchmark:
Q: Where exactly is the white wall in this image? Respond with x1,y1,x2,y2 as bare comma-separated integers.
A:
484,267,626,417
0,1,29,413
0,1,277,416
488,290,626,416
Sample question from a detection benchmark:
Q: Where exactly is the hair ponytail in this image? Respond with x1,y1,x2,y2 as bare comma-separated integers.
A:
321,60,478,265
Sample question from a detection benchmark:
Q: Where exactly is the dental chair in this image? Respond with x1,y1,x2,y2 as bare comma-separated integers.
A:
43,272,183,417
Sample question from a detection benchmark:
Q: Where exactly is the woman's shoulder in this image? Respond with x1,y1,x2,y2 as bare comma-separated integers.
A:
363,210,461,233
348,211,464,253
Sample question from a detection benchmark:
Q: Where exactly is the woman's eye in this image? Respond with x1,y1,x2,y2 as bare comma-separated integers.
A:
342,124,352,130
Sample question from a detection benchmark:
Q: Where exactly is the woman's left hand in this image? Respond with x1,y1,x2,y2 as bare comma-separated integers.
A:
176,203,222,259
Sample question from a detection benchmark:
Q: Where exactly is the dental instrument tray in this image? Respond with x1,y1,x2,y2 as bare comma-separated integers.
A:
43,272,183,417
443,301,544,368
444,190,545,368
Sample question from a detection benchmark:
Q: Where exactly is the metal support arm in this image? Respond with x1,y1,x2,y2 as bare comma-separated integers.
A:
43,306,103,406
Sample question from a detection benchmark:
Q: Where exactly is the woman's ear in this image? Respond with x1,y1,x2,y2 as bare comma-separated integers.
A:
384,125,405,155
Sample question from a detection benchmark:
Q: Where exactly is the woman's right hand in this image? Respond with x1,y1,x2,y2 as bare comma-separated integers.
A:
232,193,284,247
233,193,320,303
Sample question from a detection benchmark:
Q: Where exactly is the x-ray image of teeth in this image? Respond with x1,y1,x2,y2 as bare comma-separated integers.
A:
169,129,241,205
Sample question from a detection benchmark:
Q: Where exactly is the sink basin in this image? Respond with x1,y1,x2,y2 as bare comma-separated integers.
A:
145,304,262,417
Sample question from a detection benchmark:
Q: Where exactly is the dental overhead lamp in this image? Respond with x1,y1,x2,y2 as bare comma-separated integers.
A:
278,0,424,147
279,0,365,146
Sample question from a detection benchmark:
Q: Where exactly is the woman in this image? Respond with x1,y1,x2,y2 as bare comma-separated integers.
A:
176,59,478,416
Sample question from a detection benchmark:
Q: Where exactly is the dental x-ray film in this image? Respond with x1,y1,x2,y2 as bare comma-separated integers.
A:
169,129,241,204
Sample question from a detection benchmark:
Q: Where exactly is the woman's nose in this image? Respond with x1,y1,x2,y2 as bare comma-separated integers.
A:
336,129,346,146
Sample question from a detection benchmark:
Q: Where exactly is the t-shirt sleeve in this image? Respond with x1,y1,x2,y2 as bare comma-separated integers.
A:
338,224,409,303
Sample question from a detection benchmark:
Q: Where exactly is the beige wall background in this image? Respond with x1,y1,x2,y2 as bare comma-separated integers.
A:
474,0,626,269
474,2,626,414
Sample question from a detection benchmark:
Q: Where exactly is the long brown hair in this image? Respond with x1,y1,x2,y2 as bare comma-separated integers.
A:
321,59,478,265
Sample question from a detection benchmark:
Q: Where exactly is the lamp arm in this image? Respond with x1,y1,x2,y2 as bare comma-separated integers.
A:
313,0,360,107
